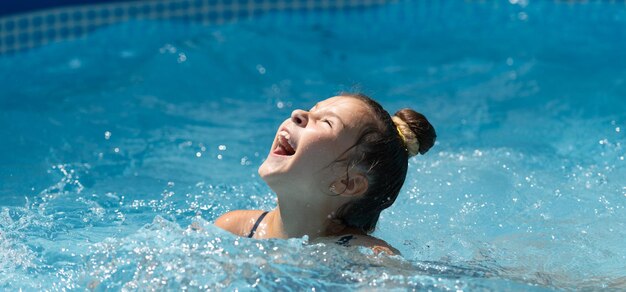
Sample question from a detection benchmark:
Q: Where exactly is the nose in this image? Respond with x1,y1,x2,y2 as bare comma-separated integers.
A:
291,109,309,127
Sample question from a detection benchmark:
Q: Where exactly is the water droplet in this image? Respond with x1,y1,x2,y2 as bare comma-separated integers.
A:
196,152,202,157
159,43,176,54
506,57,514,66
256,64,266,74
114,147,120,153
104,131,111,140
518,12,528,21
218,145,227,151
217,154,223,160
68,58,82,69
177,53,187,63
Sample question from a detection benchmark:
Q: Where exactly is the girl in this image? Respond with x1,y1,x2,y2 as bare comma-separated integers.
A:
215,93,436,254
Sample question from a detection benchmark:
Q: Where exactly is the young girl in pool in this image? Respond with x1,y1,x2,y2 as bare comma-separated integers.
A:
215,93,436,254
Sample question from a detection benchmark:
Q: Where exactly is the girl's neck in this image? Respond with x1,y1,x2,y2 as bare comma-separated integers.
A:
265,205,366,239
266,203,327,240
262,180,357,240
263,189,336,240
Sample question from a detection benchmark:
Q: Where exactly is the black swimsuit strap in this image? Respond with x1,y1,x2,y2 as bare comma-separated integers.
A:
247,211,269,238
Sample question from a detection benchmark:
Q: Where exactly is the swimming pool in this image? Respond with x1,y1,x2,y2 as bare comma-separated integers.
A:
1,0,625,290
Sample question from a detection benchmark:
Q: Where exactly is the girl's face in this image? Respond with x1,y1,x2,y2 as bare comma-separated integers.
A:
259,96,374,193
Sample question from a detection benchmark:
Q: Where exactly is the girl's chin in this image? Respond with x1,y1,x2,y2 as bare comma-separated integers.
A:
258,159,291,180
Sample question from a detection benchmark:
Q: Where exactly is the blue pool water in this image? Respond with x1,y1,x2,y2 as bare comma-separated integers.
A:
1,1,626,290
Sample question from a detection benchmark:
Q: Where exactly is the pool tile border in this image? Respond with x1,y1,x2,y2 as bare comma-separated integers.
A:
0,0,390,55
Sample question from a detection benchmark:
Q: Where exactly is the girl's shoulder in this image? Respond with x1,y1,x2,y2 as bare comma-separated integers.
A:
215,209,267,237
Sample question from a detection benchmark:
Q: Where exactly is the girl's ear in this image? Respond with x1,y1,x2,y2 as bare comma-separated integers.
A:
330,173,368,197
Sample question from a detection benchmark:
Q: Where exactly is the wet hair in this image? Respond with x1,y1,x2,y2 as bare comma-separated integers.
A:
333,93,436,233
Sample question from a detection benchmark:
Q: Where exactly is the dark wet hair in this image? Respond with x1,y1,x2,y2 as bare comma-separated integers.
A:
333,93,436,233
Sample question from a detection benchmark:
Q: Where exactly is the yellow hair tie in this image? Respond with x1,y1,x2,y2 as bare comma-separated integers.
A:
396,125,407,144
391,116,420,157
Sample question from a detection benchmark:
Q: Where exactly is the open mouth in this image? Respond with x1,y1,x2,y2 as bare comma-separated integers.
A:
274,130,296,156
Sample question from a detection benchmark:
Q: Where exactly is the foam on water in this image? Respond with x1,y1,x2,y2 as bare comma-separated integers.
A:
1,1,625,290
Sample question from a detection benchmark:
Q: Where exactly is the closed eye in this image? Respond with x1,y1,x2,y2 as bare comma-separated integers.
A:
322,119,333,128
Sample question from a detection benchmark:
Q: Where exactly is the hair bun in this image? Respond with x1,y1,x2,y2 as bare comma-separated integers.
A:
392,109,436,156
